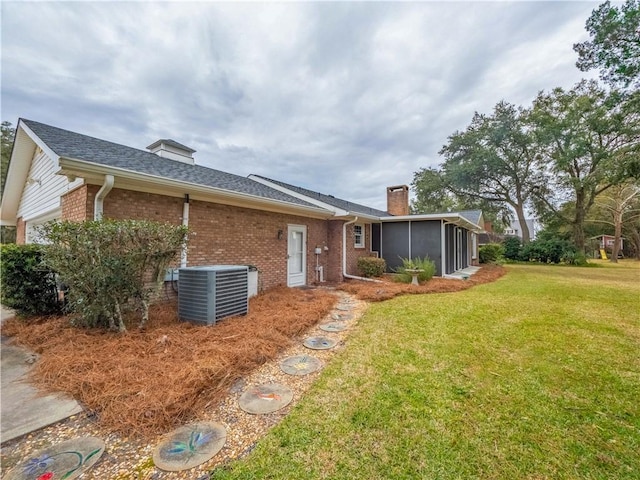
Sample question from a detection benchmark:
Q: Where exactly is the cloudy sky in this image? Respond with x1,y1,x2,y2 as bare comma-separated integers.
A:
1,1,600,211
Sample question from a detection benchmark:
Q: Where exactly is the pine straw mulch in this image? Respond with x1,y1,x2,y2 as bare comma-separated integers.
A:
340,264,506,301
1,266,505,440
1,287,336,438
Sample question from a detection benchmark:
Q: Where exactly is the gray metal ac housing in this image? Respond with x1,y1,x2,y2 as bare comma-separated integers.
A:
178,265,249,325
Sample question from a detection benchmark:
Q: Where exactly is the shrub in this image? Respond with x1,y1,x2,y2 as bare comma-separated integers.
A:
0,243,62,316
39,219,188,331
357,256,386,278
394,256,436,283
520,233,581,265
479,243,504,264
502,236,522,261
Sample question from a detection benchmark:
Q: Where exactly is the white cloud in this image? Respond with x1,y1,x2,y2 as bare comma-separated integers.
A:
1,1,600,210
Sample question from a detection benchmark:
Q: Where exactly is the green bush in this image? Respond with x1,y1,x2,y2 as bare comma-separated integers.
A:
393,256,436,283
479,243,504,264
357,256,386,278
0,243,62,316
39,219,188,331
519,232,584,265
502,236,522,261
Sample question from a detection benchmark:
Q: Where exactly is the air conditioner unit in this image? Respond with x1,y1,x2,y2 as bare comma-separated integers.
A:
178,265,249,325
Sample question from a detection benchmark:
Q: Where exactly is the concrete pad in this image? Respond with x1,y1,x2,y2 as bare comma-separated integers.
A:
303,336,337,350
1,338,83,444
239,384,293,414
153,422,226,472
319,322,347,332
3,436,105,480
280,355,322,376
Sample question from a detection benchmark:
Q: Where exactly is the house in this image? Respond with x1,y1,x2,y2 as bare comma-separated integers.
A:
504,218,536,241
1,119,484,290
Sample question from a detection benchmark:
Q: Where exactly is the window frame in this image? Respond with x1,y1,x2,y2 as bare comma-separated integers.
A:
354,224,365,248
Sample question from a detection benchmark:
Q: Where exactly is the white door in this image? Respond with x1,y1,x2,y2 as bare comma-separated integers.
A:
287,225,307,287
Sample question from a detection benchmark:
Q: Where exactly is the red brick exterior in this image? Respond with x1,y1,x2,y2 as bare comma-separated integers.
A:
344,222,376,277
387,185,409,216
57,187,366,290
54,184,380,290
61,185,95,221
16,217,25,244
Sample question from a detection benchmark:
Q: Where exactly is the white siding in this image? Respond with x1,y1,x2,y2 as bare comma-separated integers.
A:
16,147,83,221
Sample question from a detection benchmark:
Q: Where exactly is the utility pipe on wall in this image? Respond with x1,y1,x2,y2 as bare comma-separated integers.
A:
94,174,114,220
181,194,190,268
342,216,380,283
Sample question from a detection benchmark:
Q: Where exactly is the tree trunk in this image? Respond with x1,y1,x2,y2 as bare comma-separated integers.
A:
611,207,623,263
514,204,531,244
574,197,587,253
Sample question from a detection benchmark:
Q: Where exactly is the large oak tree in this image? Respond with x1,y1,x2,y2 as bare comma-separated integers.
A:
530,80,640,251
574,0,640,90
438,101,541,243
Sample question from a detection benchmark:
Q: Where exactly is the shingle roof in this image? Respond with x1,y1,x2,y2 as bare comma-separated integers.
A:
252,175,390,217
21,119,319,209
458,210,483,227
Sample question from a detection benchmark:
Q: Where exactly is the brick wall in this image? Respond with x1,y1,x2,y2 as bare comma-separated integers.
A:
327,220,344,281
56,185,383,289
188,200,332,290
102,188,184,225
387,185,409,216
69,187,338,290
344,222,376,276
16,217,25,244
61,185,94,221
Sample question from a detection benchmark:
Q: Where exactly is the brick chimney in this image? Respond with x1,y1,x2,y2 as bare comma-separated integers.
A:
386,185,409,216
147,139,196,165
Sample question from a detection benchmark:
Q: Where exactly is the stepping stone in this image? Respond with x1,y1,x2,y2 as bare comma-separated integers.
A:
336,304,353,311
331,312,353,321
303,336,337,350
319,322,347,332
153,421,226,472
280,355,322,375
4,436,105,480
239,383,293,414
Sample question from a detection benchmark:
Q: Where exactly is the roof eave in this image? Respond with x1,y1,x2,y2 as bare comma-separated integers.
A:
58,157,333,218
380,213,483,232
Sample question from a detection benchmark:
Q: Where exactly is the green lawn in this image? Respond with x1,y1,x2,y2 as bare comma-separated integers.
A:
213,263,640,480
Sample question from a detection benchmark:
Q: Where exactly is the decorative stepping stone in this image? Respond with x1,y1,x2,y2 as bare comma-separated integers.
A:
280,355,322,375
153,421,226,472
331,312,353,321
239,383,293,414
4,436,105,480
319,321,347,332
336,304,353,311
303,336,337,350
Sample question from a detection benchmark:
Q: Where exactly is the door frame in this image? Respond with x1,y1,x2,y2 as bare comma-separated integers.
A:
287,224,307,287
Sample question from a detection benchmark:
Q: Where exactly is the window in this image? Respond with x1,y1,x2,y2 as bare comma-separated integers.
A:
354,224,364,248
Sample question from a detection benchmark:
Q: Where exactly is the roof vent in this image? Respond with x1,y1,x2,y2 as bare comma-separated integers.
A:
147,139,196,164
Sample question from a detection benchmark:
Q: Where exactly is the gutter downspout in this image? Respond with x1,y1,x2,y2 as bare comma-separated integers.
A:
181,194,190,268
441,219,447,277
94,174,114,220
343,216,380,283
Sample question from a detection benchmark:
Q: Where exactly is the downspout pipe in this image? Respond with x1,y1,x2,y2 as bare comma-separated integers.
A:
181,194,190,268
94,174,114,220
342,216,381,283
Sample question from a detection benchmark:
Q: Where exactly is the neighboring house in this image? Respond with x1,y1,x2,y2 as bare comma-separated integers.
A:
504,218,536,241
1,119,484,290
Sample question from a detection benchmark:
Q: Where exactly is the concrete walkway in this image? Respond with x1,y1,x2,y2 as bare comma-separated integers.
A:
1,306,83,444
444,265,481,280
